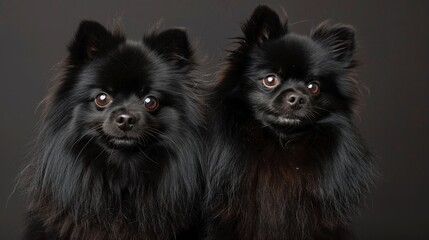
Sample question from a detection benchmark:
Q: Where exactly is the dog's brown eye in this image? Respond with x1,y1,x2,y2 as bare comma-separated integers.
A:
262,75,279,88
307,82,320,95
95,93,112,108
144,96,159,111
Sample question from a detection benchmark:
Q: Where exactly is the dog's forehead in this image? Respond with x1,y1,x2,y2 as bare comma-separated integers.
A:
255,34,321,79
79,44,173,93
99,46,151,86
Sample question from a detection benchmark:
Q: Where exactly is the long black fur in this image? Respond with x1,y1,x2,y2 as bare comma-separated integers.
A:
203,6,376,240
22,21,204,240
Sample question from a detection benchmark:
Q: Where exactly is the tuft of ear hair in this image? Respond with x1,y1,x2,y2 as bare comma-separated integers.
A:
144,28,193,67
242,5,288,45
68,20,125,64
311,22,356,64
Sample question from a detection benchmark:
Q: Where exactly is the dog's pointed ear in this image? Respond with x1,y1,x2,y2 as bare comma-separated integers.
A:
144,28,193,67
242,5,287,45
311,22,356,63
68,20,124,64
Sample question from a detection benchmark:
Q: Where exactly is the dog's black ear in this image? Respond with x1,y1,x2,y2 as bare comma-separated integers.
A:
311,22,356,63
144,28,193,67
242,5,287,45
68,20,124,64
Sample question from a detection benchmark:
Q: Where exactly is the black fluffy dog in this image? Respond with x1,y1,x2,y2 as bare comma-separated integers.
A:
23,21,204,240
204,6,376,240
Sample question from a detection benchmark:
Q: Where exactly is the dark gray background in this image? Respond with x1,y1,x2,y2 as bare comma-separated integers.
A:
1,0,428,239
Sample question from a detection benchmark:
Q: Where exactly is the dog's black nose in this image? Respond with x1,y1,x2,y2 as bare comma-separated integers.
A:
115,113,137,131
286,92,306,109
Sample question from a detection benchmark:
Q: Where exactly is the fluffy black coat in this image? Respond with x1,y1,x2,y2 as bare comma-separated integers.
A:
23,21,204,240
204,6,376,240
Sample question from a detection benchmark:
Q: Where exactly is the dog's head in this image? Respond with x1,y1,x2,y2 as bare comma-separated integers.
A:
236,6,358,136
54,21,196,151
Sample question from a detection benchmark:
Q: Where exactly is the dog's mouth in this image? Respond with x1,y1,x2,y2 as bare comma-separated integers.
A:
265,114,303,126
108,137,137,147
98,133,140,150
276,116,302,125
264,114,313,138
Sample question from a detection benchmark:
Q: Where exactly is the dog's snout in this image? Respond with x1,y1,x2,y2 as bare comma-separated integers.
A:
285,92,306,109
115,113,137,131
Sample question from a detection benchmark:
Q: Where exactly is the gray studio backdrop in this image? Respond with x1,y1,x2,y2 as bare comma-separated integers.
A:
1,0,428,239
